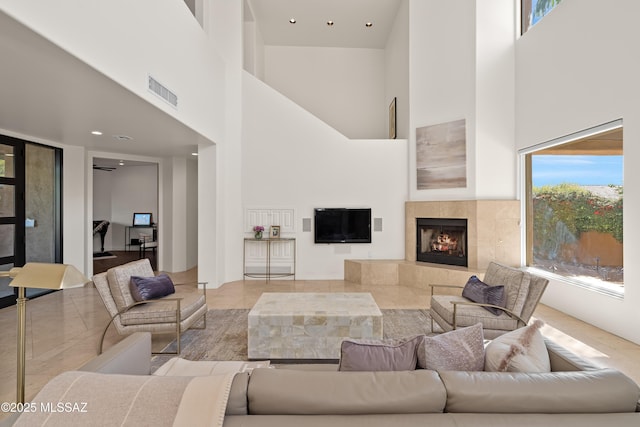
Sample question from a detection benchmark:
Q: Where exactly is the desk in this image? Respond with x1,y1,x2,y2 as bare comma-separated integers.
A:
243,238,295,280
125,225,157,252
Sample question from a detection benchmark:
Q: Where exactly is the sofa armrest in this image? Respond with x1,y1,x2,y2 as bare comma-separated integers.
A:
544,338,601,371
80,332,151,375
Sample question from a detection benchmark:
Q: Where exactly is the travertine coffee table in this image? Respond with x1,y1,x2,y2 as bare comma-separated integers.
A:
248,292,383,360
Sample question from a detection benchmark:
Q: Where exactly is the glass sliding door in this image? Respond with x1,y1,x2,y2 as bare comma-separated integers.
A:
24,143,63,298
0,136,62,308
0,138,25,308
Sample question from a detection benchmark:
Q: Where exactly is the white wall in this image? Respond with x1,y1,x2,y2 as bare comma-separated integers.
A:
166,156,198,272
384,0,410,141
197,143,217,286
242,73,408,279
186,157,198,269
475,0,516,199
407,0,516,201
62,145,87,272
515,0,640,344
162,160,174,271
198,0,245,287
264,46,387,139
408,0,477,201
92,170,114,252
0,0,226,145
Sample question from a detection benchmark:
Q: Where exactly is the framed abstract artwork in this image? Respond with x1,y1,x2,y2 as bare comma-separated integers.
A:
416,119,467,190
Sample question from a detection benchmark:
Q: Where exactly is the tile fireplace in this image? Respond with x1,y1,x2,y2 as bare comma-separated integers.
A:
405,200,521,271
416,218,468,267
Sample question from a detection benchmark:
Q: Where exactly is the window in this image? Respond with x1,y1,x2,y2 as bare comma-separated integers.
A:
523,121,623,296
522,0,562,34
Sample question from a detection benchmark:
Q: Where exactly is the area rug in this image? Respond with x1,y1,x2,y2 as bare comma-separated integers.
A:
151,308,432,371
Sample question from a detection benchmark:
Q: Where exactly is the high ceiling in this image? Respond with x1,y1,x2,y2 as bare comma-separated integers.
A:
246,0,402,48
0,10,209,159
0,2,402,159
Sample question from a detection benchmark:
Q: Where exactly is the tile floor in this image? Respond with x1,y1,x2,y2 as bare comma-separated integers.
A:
1,268,639,421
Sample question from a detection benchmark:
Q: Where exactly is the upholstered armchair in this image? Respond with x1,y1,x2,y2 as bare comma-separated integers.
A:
93,259,207,354
429,262,549,339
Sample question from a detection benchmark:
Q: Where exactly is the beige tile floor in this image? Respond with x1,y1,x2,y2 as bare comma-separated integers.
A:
1,268,639,421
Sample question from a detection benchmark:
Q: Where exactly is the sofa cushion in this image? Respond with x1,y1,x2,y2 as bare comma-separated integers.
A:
461,276,506,315
440,369,640,413
431,295,519,332
247,368,446,415
338,335,421,371
120,286,205,326
106,259,155,311
417,323,484,371
485,320,550,372
130,273,175,302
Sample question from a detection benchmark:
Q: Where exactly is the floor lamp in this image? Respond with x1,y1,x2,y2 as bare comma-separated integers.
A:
0,263,89,403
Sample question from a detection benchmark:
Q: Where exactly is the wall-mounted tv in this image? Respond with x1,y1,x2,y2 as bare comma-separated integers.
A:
314,208,371,244
132,212,153,227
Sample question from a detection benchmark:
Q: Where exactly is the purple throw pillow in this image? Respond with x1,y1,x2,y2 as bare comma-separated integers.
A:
462,275,506,315
338,336,422,371
130,274,175,302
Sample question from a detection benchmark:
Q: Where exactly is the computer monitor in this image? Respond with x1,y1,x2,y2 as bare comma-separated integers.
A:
132,212,152,227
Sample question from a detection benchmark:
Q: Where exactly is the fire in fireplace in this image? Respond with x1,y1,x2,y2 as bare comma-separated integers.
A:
416,218,468,267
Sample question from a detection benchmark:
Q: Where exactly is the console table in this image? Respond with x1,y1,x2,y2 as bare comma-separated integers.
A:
243,238,296,280
125,225,157,252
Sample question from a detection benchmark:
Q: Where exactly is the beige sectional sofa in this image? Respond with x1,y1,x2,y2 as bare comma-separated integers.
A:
5,332,640,427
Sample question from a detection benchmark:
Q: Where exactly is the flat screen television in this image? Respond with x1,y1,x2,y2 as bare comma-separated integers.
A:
314,208,371,244
132,212,153,227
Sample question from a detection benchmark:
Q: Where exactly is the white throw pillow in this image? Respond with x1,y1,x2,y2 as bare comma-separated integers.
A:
484,320,550,372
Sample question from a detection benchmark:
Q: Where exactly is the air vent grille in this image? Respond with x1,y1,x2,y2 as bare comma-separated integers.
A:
148,75,178,108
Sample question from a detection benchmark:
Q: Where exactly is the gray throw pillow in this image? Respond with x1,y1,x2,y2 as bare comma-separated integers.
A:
462,275,506,315
417,323,485,371
130,274,175,302
338,335,422,371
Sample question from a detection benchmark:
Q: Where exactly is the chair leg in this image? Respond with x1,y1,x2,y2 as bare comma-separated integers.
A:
191,311,207,330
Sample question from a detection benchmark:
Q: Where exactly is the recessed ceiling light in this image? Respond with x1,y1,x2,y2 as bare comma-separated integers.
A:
91,130,103,136
118,160,124,166
326,20,334,26
191,152,199,156
289,18,296,24
365,22,373,28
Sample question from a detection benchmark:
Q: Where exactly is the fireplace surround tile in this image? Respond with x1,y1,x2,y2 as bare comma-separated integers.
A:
405,200,521,270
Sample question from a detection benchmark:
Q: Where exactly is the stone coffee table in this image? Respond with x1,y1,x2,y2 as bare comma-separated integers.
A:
248,292,383,360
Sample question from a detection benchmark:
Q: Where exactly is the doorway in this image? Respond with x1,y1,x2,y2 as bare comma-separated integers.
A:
92,158,159,274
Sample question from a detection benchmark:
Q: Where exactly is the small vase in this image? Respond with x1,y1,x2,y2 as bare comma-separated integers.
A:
255,231,263,239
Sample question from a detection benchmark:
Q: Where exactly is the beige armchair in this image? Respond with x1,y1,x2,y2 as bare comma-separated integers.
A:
93,259,207,354
429,262,548,339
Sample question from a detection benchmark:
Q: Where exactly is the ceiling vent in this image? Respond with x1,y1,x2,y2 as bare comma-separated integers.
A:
148,75,178,108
